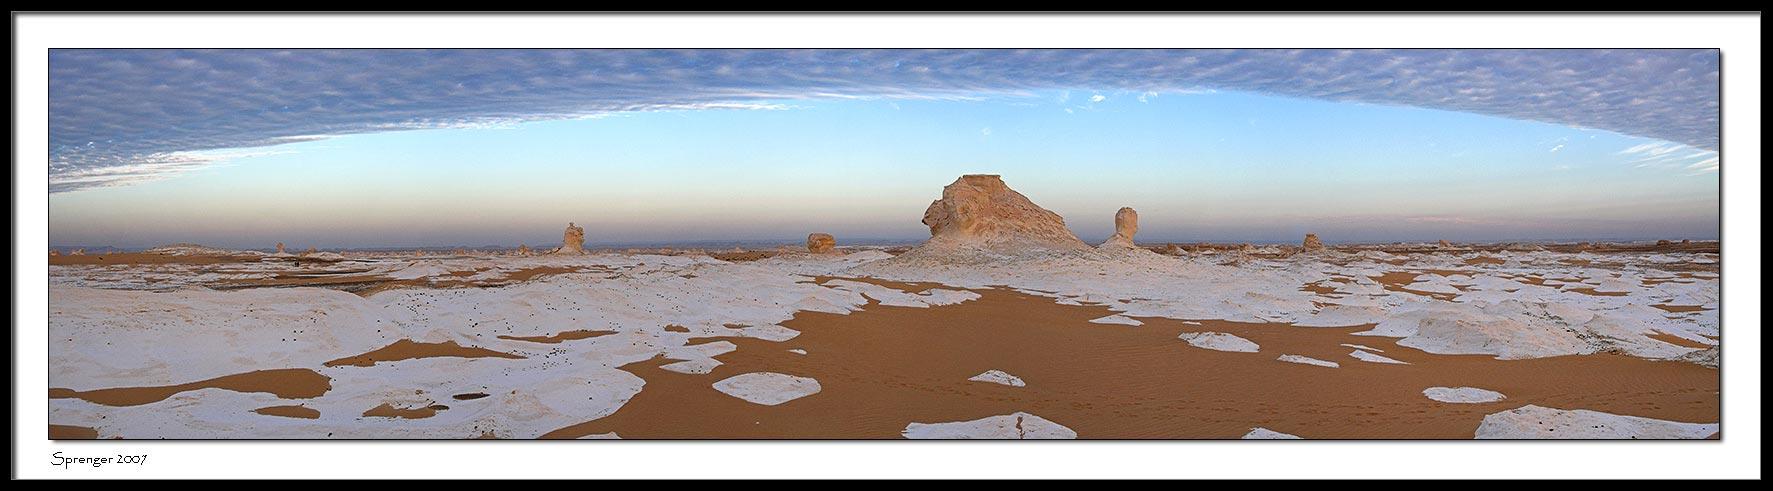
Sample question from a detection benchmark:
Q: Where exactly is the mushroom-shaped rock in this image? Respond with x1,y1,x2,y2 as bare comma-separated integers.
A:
1302,234,1325,251
276,242,286,254
1098,207,1139,248
1439,239,1453,249
517,244,531,255
915,174,1089,254
807,233,836,253
553,222,586,255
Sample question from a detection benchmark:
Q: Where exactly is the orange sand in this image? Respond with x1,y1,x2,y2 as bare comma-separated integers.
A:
49,425,99,439
253,405,321,419
543,284,1717,439
497,330,617,344
323,340,524,367
362,403,448,419
50,368,331,407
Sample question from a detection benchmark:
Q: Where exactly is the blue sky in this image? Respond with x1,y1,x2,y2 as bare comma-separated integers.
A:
46,49,1720,248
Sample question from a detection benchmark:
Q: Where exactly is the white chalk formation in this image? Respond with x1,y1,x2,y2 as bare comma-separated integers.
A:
1177,332,1261,353
551,222,586,255
967,369,1026,387
1423,387,1507,403
711,372,822,406
1098,207,1140,249
1277,354,1340,368
1349,350,1410,365
1475,405,1717,439
901,412,1077,439
1242,427,1303,439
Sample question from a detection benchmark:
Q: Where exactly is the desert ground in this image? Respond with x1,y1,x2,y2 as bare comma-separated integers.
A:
47,176,1719,439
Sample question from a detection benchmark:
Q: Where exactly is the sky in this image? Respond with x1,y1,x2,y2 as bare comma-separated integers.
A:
46,49,1720,249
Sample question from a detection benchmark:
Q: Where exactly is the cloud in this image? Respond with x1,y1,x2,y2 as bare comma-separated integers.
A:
1549,144,1564,153
49,49,1719,191
1618,142,1718,173
1088,94,1106,103
980,127,993,137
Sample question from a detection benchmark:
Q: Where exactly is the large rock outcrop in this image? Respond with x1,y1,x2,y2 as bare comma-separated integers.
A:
553,222,586,255
807,233,836,253
1302,234,1325,251
276,242,286,254
916,175,1089,254
1098,207,1139,248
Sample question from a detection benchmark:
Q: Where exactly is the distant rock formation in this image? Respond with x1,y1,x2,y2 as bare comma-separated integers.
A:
1439,239,1454,249
916,175,1089,254
1302,234,1325,251
303,248,317,255
1656,239,1673,246
807,233,836,253
517,244,531,255
1098,207,1139,248
1680,239,1692,245
70,249,85,256
49,249,60,256
276,242,286,254
553,222,586,255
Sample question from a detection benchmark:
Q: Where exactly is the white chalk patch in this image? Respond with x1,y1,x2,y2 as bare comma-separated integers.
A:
712,372,822,406
1423,387,1507,403
1475,405,1716,439
902,412,1076,439
1349,350,1410,365
967,369,1026,387
1088,315,1144,326
578,432,621,439
1277,354,1339,368
1340,343,1384,352
659,358,723,375
737,324,801,342
1242,427,1303,439
787,349,808,355
1177,332,1260,353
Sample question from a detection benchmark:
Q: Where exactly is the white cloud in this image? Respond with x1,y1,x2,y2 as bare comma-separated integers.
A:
1549,144,1565,153
980,127,992,136
48,49,1720,191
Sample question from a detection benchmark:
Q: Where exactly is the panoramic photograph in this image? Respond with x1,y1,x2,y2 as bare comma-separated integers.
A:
45,48,1720,441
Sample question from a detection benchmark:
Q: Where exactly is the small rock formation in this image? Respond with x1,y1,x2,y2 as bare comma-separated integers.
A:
553,222,586,255
276,242,286,254
1656,239,1673,247
807,233,836,253
517,244,531,255
1302,234,1325,251
1439,239,1453,249
1680,239,1692,245
70,249,85,256
1098,207,1139,248
916,174,1089,254
303,248,317,255
49,249,60,256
